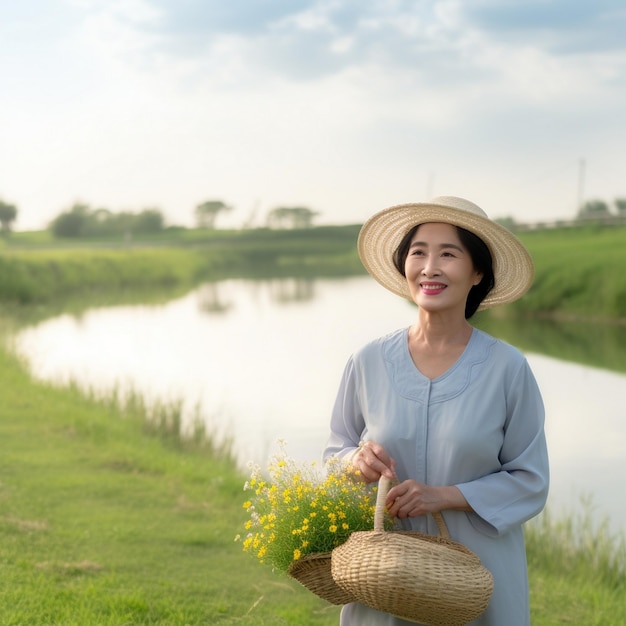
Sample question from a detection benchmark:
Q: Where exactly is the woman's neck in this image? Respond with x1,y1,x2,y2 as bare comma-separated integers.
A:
410,310,473,349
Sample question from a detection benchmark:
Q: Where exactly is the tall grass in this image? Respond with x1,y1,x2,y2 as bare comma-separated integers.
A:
94,384,234,459
0,247,206,304
526,502,626,625
527,500,626,587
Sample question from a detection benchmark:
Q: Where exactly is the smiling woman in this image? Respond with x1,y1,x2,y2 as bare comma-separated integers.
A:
324,196,548,626
395,223,492,320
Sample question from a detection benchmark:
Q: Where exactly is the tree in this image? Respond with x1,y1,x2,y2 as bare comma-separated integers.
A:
614,198,626,215
578,199,611,219
50,203,166,238
494,216,518,232
195,200,232,229
50,203,90,237
0,199,17,234
267,206,318,229
135,208,165,233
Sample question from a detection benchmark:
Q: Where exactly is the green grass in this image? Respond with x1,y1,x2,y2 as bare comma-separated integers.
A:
0,247,206,304
526,503,626,625
0,345,340,625
516,225,626,319
0,225,364,305
0,341,624,624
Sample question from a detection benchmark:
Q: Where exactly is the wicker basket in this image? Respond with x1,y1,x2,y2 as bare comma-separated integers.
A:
330,477,494,625
288,551,356,605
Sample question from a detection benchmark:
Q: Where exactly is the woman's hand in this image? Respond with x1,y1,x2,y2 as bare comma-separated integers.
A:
351,440,396,483
386,480,472,519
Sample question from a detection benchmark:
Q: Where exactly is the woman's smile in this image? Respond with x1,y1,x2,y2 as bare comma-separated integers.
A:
420,281,447,295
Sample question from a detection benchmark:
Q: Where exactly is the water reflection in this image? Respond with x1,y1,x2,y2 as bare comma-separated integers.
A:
196,283,234,315
268,278,316,303
12,276,626,533
476,313,626,374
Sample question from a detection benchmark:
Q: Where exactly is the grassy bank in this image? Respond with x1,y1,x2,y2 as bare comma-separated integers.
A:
0,225,363,306
0,247,206,305
2,223,626,322
0,342,624,625
0,344,339,625
515,225,626,320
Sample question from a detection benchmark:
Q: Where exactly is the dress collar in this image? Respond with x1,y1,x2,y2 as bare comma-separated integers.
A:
382,327,493,403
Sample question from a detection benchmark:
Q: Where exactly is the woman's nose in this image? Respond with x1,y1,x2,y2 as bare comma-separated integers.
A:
421,257,440,276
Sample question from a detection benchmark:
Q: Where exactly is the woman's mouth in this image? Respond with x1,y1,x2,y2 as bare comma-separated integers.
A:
420,282,447,295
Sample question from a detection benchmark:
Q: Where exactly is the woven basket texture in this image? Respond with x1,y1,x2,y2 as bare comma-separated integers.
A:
288,551,356,605
331,477,494,625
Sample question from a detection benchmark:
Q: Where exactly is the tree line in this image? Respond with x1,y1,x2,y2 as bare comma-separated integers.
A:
578,198,626,219
0,198,320,238
2,193,625,239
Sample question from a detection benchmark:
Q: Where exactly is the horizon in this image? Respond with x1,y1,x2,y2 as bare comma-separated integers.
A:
2,1,626,231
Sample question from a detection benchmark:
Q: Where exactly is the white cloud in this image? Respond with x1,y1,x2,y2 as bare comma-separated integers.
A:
2,0,626,230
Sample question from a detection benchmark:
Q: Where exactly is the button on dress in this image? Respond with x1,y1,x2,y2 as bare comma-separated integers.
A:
324,327,549,626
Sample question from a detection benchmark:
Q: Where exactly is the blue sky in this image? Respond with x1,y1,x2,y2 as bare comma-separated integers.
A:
2,0,625,230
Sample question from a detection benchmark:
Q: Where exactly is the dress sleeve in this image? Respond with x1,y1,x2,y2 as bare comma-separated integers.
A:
322,356,366,464
456,358,550,536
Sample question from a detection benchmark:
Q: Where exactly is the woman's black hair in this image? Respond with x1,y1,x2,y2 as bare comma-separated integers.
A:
392,224,495,319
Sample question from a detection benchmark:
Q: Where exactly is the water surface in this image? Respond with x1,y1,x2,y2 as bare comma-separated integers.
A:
13,277,626,532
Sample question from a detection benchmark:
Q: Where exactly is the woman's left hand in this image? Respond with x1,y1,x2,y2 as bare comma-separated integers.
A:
386,480,472,519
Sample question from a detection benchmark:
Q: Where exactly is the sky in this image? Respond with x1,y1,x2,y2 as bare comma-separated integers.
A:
1,0,626,231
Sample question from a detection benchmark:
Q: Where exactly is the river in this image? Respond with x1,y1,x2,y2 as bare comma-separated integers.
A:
12,276,626,534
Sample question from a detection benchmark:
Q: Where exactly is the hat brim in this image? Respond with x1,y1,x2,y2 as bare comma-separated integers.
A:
357,200,534,311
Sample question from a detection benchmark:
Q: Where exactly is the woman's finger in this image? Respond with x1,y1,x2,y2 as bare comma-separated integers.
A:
357,441,395,479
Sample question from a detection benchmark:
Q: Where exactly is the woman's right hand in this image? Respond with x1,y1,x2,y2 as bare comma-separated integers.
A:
352,440,396,483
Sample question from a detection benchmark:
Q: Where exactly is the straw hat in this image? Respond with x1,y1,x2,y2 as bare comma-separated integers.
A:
357,196,534,310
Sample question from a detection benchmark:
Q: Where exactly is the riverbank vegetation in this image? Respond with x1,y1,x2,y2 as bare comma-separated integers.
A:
0,342,624,625
2,222,626,323
513,225,626,320
0,225,362,305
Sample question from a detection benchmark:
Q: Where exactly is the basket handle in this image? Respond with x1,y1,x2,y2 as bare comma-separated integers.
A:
374,475,450,538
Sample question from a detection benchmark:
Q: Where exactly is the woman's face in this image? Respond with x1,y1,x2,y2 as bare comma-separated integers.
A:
404,222,483,314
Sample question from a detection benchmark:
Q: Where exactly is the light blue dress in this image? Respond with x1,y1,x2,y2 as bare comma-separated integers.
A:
324,327,549,626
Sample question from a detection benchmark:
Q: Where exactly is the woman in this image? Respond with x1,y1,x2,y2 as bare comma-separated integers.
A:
324,196,549,625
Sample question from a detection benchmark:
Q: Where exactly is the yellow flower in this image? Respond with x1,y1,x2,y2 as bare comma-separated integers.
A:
238,443,384,573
